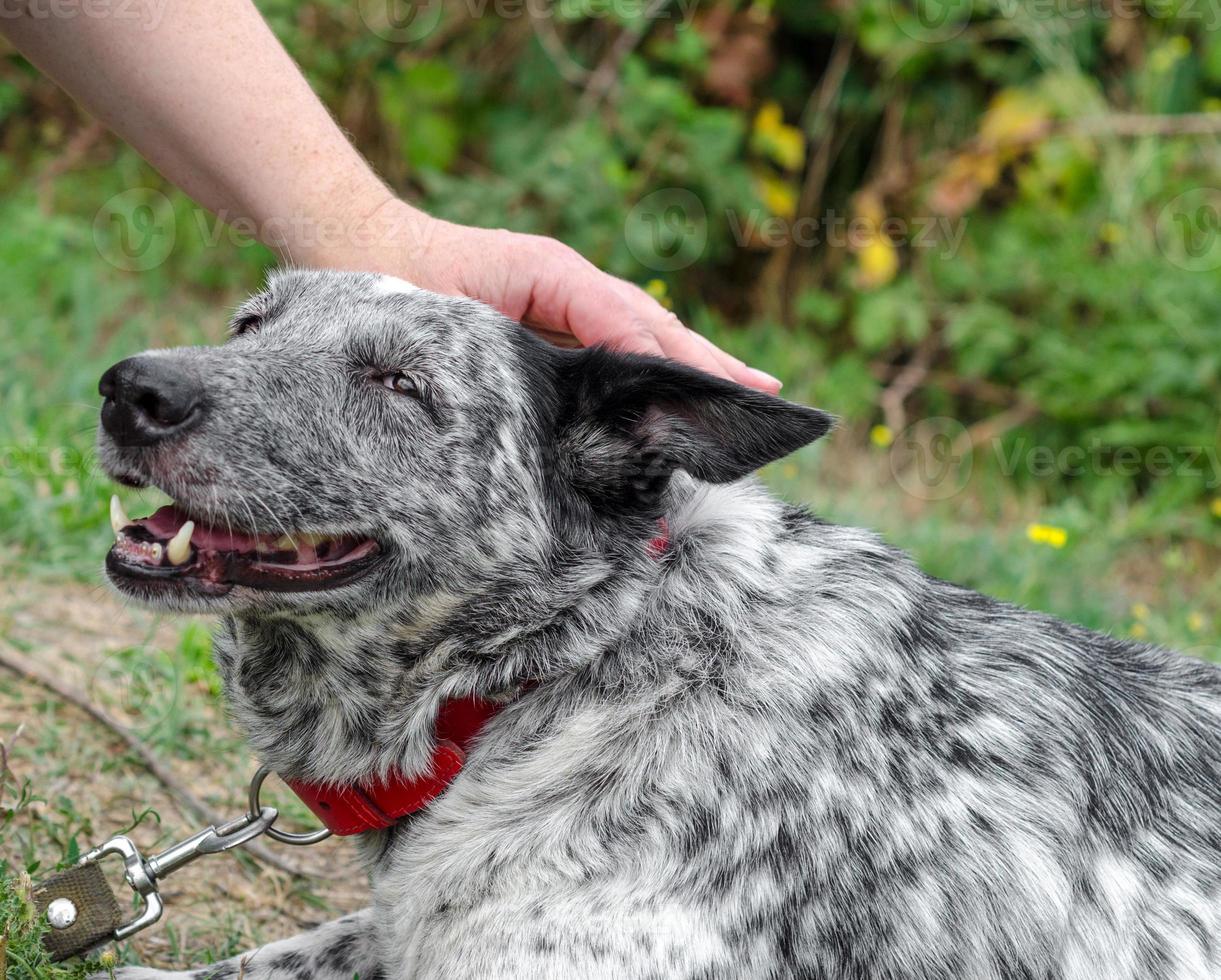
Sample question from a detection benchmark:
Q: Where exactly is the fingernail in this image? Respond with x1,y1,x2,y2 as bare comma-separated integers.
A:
749,368,783,391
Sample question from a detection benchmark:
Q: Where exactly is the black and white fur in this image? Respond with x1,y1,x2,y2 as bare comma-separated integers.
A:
96,270,1220,979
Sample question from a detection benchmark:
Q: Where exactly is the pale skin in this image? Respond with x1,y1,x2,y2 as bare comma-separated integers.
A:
1,0,781,391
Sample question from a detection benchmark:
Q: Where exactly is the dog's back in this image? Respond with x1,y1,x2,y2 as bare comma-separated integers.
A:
378,477,1220,979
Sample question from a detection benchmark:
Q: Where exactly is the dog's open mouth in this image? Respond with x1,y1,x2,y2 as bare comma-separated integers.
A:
106,496,381,596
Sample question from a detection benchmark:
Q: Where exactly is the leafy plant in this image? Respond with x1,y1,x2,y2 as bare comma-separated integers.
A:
1,754,110,980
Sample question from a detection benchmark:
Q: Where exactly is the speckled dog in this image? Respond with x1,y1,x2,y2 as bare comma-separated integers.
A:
95,270,1220,980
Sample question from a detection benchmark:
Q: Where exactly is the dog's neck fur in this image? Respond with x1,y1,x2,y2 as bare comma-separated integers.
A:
211,475,751,784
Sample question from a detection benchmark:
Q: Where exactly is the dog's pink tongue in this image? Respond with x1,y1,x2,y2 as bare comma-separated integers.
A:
144,504,266,552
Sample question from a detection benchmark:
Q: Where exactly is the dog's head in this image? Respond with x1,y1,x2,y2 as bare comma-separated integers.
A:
97,269,832,615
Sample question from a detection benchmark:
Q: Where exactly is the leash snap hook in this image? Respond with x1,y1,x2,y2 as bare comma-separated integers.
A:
81,805,279,941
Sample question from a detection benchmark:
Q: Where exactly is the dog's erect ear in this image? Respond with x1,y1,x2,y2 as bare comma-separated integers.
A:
553,347,833,512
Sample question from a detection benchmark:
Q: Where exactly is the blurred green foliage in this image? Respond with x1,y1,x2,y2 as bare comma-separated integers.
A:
0,0,1218,564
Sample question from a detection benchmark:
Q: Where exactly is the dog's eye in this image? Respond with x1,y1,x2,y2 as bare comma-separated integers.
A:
377,372,422,399
232,314,262,336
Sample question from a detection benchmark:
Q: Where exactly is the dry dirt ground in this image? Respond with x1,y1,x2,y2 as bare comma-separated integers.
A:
0,576,368,971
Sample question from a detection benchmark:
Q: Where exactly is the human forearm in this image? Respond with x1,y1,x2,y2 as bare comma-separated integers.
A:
4,0,781,389
0,0,397,262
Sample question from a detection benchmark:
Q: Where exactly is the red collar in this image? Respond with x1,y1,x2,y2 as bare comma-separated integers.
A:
285,694,505,835
284,518,670,837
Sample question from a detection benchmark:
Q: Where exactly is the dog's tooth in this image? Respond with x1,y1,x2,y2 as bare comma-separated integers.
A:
166,521,194,565
150,542,163,564
110,494,132,535
274,535,297,551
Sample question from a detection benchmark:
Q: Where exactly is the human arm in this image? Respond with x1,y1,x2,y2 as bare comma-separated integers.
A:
0,0,780,390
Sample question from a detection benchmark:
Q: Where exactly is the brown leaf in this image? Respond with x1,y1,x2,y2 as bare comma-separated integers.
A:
699,8,776,107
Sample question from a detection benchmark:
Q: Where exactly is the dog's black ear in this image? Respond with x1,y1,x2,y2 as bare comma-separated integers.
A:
554,347,833,512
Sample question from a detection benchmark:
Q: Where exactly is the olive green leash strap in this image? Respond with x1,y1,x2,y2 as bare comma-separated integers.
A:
28,778,298,962
32,862,125,963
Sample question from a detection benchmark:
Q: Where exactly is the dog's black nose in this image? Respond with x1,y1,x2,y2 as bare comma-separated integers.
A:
99,356,205,447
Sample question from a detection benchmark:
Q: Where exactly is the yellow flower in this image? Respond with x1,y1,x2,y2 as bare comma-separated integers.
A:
753,101,806,172
1187,612,1206,633
1130,622,1148,639
1099,222,1125,245
870,424,894,448
99,949,118,968
1211,497,1221,518
1150,35,1192,73
856,237,899,290
1168,35,1193,56
1026,523,1068,549
644,278,672,309
979,89,1051,151
757,173,798,218
782,463,798,480
755,101,783,132
1130,602,1150,621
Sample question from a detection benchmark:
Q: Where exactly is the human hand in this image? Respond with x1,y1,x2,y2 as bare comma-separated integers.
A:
0,0,778,389
346,201,782,393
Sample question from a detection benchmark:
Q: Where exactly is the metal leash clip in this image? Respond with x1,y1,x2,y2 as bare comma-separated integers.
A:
87,806,279,939
34,805,278,962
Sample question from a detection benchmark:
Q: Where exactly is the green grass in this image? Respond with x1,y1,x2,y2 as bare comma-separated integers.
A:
767,444,1219,655
0,768,110,980
0,581,354,971
0,874,113,980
